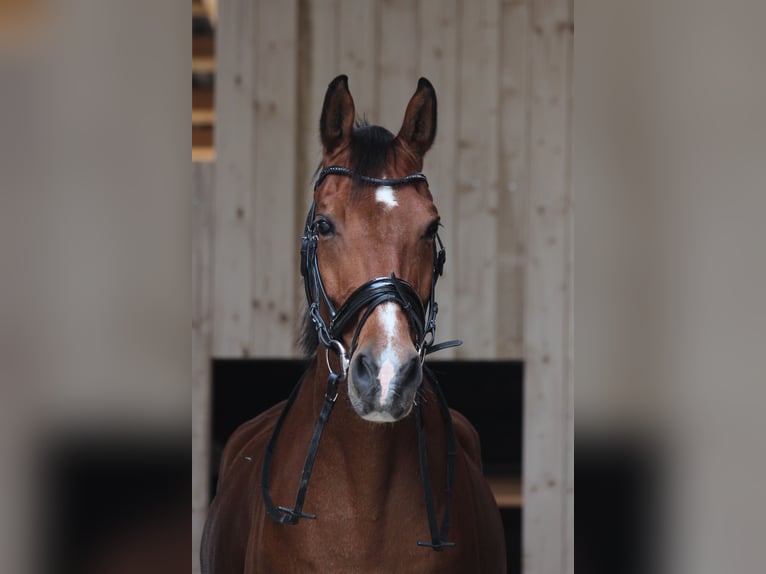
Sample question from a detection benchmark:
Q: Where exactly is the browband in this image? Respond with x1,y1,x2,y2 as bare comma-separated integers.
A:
314,165,429,190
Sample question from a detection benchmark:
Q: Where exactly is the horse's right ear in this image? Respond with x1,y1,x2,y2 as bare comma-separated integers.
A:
319,75,356,159
395,77,437,160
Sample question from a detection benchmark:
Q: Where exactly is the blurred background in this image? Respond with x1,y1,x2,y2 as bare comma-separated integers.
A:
576,2,766,573
1,1,189,573
1,1,764,573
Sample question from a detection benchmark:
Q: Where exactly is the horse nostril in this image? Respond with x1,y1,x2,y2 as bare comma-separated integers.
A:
351,353,378,402
399,354,422,389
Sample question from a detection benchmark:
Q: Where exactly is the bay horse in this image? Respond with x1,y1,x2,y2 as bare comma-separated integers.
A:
201,75,506,573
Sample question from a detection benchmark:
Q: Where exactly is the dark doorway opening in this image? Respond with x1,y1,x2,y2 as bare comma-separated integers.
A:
211,358,523,573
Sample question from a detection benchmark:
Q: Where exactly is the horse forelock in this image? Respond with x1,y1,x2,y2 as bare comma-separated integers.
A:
348,123,396,196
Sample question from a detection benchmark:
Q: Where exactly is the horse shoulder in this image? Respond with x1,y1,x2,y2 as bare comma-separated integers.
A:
202,403,286,573
449,408,483,469
449,409,507,572
217,401,285,482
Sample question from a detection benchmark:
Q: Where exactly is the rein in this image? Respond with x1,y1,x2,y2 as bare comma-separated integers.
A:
260,165,461,550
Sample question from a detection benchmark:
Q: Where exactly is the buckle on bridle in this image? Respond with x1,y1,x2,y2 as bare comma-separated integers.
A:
417,325,433,362
325,339,349,382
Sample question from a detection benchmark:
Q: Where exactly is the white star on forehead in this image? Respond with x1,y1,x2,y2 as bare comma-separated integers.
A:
375,185,398,208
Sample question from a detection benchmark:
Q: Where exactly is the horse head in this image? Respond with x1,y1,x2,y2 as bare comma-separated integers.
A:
309,75,440,423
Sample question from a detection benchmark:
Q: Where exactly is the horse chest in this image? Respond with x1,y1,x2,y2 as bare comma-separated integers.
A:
251,515,476,574
246,460,490,574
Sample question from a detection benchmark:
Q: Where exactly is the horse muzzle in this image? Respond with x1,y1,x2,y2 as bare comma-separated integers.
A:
347,347,422,422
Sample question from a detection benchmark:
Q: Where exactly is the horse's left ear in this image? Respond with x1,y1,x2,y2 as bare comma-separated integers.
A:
396,77,437,159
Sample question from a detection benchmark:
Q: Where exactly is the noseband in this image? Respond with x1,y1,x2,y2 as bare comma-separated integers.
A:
261,166,461,551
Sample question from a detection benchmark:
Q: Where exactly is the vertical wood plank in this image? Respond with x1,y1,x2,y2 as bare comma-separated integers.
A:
522,0,573,572
418,0,460,357
454,0,501,358
192,162,214,574
564,10,574,570
497,0,529,359
213,0,255,356
303,0,339,200
251,0,299,356
339,0,378,121
378,0,419,129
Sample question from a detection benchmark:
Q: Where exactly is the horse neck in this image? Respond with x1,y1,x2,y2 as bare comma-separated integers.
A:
300,356,446,510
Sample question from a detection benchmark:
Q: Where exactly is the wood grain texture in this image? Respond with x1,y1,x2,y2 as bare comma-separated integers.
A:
339,0,378,122
522,0,574,573
497,0,529,359
378,0,419,129
213,0,254,356
454,0,501,358
303,0,338,206
251,0,299,356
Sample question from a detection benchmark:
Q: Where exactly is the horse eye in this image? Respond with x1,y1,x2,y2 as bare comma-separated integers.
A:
315,218,335,236
424,220,441,240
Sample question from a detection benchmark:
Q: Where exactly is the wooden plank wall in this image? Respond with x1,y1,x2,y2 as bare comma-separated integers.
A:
212,0,551,361
206,1,573,573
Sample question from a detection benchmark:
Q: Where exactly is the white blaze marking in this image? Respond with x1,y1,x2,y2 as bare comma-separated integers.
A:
378,360,395,402
377,303,400,405
375,185,398,209
379,302,399,341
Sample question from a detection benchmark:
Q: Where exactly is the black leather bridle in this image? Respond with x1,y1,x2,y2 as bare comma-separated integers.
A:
261,165,461,551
